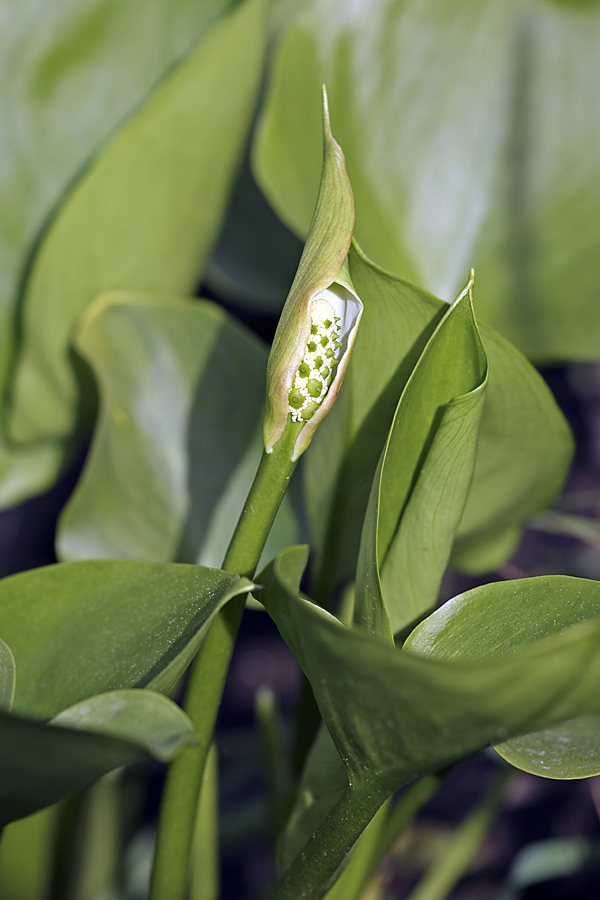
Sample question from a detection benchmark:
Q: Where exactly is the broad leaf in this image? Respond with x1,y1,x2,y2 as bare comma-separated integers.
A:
0,693,195,825
0,0,232,504
254,0,600,360
8,0,267,444
56,294,300,567
355,276,488,637
405,575,600,778
260,547,600,801
0,559,253,718
305,245,572,598
204,156,303,314
51,689,195,761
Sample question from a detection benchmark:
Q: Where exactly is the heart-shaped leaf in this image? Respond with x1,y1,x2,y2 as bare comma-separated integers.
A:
0,0,232,505
56,293,300,567
405,575,600,778
8,0,267,445
355,275,488,638
0,559,253,718
0,692,196,826
258,547,600,899
254,0,600,360
305,244,572,599
260,547,600,797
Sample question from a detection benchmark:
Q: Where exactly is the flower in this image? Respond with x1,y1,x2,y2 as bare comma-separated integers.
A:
263,88,363,460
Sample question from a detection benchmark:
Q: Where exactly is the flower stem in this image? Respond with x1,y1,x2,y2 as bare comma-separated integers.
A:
149,422,300,900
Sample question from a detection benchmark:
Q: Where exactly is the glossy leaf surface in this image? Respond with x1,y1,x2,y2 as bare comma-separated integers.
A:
0,693,195,825
254,0,600,360
305,245,572,596
355,277,488,637
0,559,253,718
405,576,600,777
9,0,267,444
56,294,299,567
260,548,600,800
0,0,231,504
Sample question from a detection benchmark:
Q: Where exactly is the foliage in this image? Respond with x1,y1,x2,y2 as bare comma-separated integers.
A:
0,1,599,899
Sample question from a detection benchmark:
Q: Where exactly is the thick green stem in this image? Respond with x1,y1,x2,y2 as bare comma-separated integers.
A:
149,424,299,900
268,782,385,900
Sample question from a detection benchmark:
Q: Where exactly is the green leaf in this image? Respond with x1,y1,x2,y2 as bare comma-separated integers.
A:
8,0,267,445
0,0,232,504
281,720,389,898
51,689,195,762
281,724,349,870
56,293,300,567
204,157,303,315
254,0,600,360
499,837,600,900
451,325,574,572
305,244,572,598
355,275,488,637
405,575,600,778
0,637,15,711
190,743,219,900
0,806,57,900
0,694,196,826
321,803,389,900
0,559,253,718
495,716,600,780
260,547,600,801
0,440,67,511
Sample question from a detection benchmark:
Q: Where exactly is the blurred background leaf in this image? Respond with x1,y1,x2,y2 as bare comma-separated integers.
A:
0,0,235,505
497,836,600,900
56,293,300,567
254,0,600,361
0,636,15,711
0,806,56,900
5,0,267,468
203,154,303,315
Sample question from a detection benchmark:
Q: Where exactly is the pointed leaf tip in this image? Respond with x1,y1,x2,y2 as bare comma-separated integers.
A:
321,84,330,127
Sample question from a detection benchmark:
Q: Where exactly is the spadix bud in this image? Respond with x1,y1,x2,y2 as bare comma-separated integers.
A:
263,88,363,460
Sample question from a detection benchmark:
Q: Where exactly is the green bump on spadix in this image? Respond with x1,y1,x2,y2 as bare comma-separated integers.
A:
288,298,340,421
